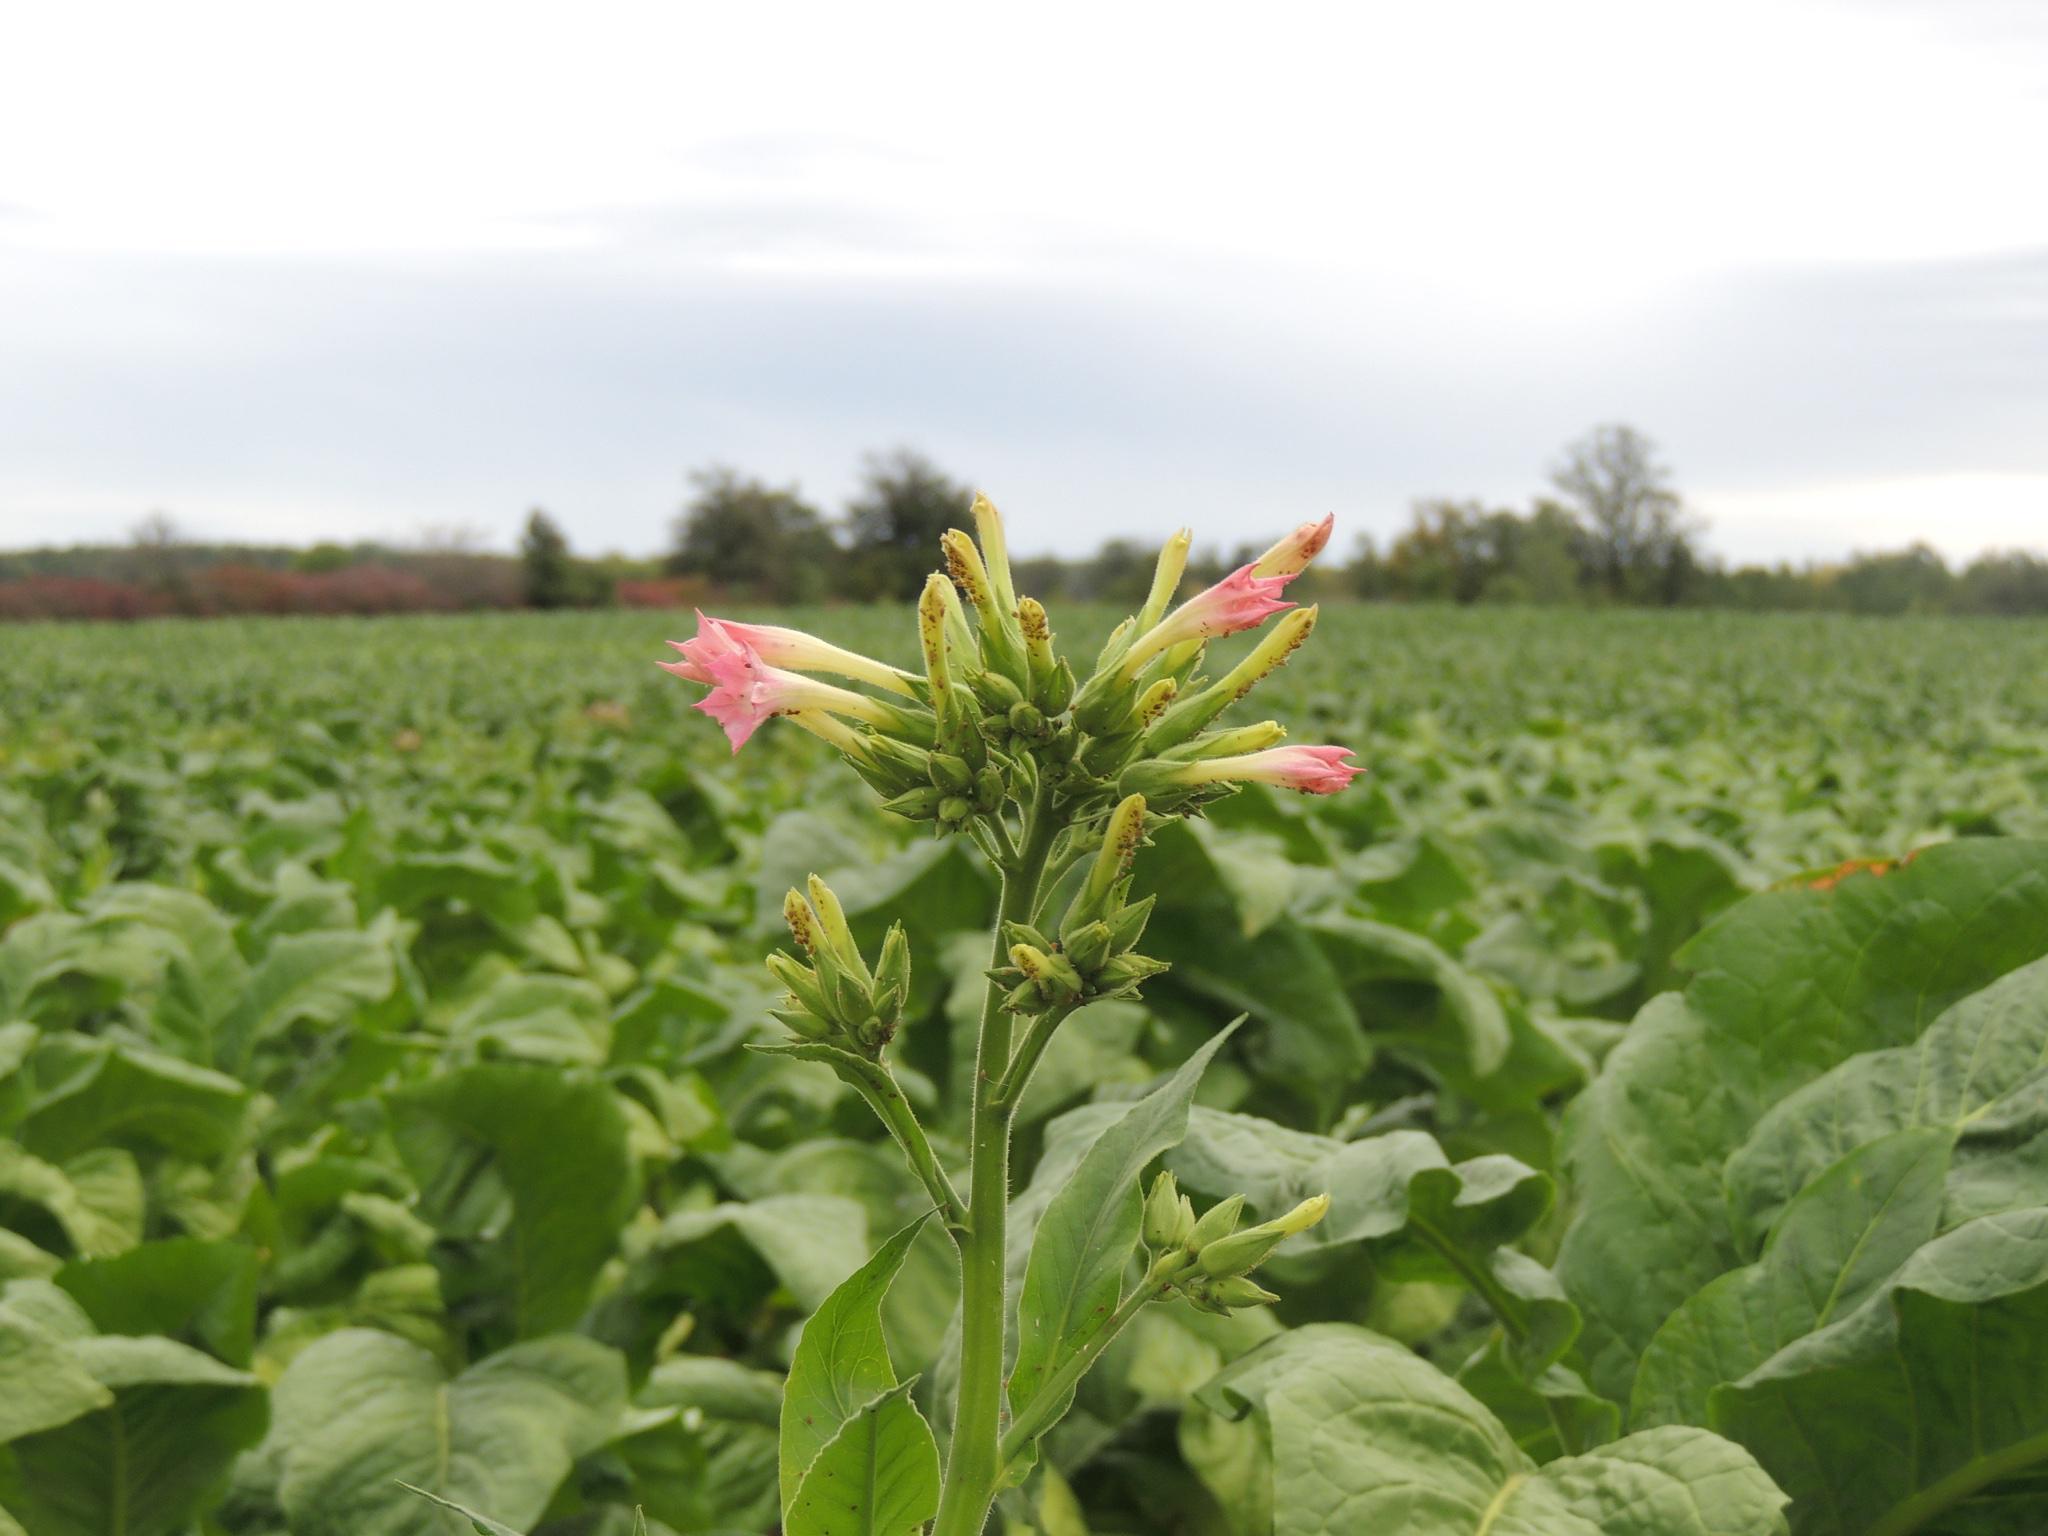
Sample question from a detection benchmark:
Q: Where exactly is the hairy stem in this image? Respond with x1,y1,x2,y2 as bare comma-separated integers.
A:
932,778,1059,1536
988,1001,1078,1109
839,1059,968,1234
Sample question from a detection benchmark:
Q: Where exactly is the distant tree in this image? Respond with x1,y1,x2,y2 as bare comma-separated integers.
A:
1072,539,1157,605
130,510,182,548
1831,543,1954,615
521,509,574,609
1956,550,2048,615
1549,425,1702,603
842,449,973,600
668,467,836,603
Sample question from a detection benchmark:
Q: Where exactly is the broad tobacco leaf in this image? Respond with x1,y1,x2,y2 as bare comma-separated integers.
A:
1556,840,2048,1401
266,1327,626,1536
1009,1026,1239,1466
0,1280,265,1536
386,1061,637,1336
1200,1324,1788,1535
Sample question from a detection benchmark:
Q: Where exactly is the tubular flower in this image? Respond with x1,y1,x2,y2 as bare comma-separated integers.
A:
661,612,917,696
1128,744,1362,797
1119,562,1294,676
1249,513,1335,579
680,627,906,753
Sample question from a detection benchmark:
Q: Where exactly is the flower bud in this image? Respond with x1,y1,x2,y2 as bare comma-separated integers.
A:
764,950,830,1020
1164,721,1288,762
1250,514,1334,579
929,752,975,792
1007,701,1048,741
1147,607,1317,753
806,874,870,987
783,888,819,954
1187,1193,1244,1251
970,492,1019,624
769,1005,833,1041
1092,952,1169,995
1062,919,1114,975
872,923,911,1017
1205,1275,1282,1309
1196,1193,1331,1277
937,794,974,826
1144,1171,1195,1252
1069,794,1147,932
1136,528,1192,632
1003,920,1055,953
972,767,1006,814
880,786,946,820
1106,893,1155,956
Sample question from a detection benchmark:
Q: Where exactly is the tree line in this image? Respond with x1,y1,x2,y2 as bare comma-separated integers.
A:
2,427,2043,620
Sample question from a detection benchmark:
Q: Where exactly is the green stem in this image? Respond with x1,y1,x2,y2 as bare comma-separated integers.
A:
932,778,1059,1536
998,1261,1175,1469
1416,1225,1585,1457
988,1001,1077,1109
842,1062,968,1235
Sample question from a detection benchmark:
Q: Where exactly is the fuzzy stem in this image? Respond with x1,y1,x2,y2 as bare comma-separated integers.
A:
932,778,1059,1536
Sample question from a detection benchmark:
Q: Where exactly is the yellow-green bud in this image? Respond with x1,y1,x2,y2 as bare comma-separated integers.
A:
1196,1193,1332,1277
806,875,870,987
872,923,910,1016
1205,1275,1281,1309
1187,1193,1244,1251
1143,1171,1195,1252
1136,528,1192,632
783,888,818,953
1071,794,1147,931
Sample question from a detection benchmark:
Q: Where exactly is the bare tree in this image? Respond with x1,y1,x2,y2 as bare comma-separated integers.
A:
1549,425,1702,603
130,510,183,548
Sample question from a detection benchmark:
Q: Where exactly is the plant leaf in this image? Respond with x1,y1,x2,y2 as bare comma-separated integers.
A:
1009,1024,1239,1457
1201,1323,1788,1535
784,1380,941,1536
780,1215,929,1514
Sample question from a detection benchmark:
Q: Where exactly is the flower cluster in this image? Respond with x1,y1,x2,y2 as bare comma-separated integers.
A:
1141,1171,1331,1314
660,498,1359,860
767,875,910,1055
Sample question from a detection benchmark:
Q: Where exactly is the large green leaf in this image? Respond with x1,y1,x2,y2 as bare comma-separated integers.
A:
267,1328,626,1536
217,928,396,1070
1201,1324,1787,1535
1557,841,2048,1400
387,1063,637,1336
1711,1207,2048,1536
1010,1026,1237,1453
645,1194,869,1316
784,1380,941,1536
0,1285,264,1536
54,1237,260,1367
780,1217,928,1513
1632,1128,1951,1430
17,1036,248,1164
0,1141,142,1260
1724,955,2048,1251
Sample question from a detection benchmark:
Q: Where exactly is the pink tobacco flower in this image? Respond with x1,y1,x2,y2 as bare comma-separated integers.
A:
660,612,916,695
1251,514,1335,579
1173,744,1363,795
664,621,900,752
1121,563,1295,674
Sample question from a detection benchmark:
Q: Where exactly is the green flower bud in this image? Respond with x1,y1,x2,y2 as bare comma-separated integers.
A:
1136,528,1192,632
1106,893,1155,956
972,766,1006,814
1196,1193,1332,1277
1205,1275,1281,1309
806,875,870,987
1002,920,1055,953
937,794,974,826
1007,700,1047,741
880,785,945,820
929,752,975,792
1062,919,1113,976
1187,1193,1244,1251
872,923,911,1018
1069,794,1148,932
769,1005,833,1041
782,888,819,953
1144,1171,1195,1252
973,669,1025,712
764,950,830,1019
1093,952,1169,995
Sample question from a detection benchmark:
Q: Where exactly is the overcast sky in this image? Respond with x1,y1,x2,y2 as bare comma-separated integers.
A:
3,0,2044,563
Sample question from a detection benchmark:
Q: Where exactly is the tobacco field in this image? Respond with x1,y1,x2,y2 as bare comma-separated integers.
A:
2,602,2047,1536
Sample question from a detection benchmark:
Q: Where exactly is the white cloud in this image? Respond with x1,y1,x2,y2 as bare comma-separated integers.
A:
1,0,2044,557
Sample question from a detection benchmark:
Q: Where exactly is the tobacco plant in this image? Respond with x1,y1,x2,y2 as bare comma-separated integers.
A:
661,502,1354,1533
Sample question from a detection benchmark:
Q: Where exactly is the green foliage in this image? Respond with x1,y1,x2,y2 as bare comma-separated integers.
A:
0,598,2045,1533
